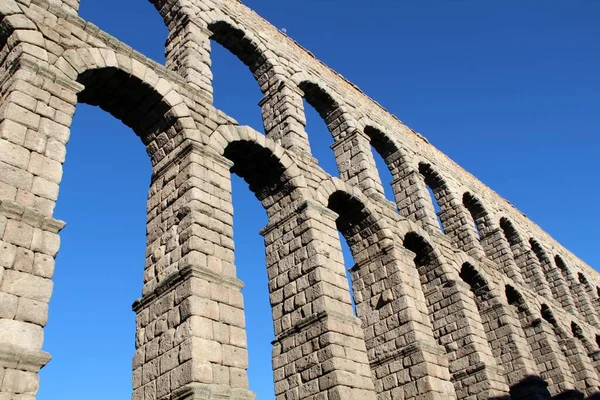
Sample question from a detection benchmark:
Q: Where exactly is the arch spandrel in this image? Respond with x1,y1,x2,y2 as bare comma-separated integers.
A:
51,48,200,165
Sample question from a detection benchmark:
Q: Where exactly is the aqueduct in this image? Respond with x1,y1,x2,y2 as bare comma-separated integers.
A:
0,0,598,399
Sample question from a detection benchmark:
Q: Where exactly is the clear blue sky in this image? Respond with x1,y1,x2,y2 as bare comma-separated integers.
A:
38,1,600,399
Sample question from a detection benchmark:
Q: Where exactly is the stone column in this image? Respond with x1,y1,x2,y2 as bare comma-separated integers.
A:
132,140,255,400
510,241,552,298
259,82,312,153
350,244,456,399
480,227,525,285
165,15,214,101
331,130,386,200
0,60,80,399
526,317,579,398
476,301,544,398
531,244,577,315
261,201,377,400
428,279,509,398
560,336,600,397
393,170,441,233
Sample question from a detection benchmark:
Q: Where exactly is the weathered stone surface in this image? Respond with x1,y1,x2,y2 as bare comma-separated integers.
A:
0,0,597,399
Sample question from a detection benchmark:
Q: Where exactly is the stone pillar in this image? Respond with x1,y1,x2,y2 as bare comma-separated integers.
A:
455,206,488,260
510,241,552,298
428,279,509,398
526,317,579,398
556,259,600,328
165,15,214,101
259,82,312,153
0,61,80,399
531,244,577,314
0,202,62,399
132,140,255,400
350,244,456,399
331,130,386,200
476,301,544,398
578,274,600,316
481,227,525,285
261,201,377,400
394,170,441,233
560,336,600,397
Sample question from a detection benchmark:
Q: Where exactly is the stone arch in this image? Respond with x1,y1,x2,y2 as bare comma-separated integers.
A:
150,0,285,100
529,239,577,313
293,80,386,196
462,192,489,238
208,124,309,212
462,192,503,263
577,272,600,315
207,20,278,93
362,124,407,174
555,255,599,327
459,263,542,396
53,48,197,165
362,125,409,201
415,161,452,234
321,189,455,398
297,80,352,139
207,125,380,399
505,285,575,397
571,321,600,371
327,189,389,261
499,217,550,294
402,233,509,398
541,304,600,396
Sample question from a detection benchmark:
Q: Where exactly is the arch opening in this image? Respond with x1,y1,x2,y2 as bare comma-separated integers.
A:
297,81,342,176
327,190,380,314
222,139,305,398
209,21,273,87
462,192,487,239
418,163,447,233
363,126,402,204
40,97,153,398
78,68,170,136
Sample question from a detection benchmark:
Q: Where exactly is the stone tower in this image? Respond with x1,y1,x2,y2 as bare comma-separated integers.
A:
0,0,598,399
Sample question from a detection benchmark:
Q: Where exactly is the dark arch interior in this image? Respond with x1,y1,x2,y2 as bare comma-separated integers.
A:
554,255,569,273
299,81,339,127
571,321,585,339
541,304,557,326
530,239,547,262
224,140,291,206
500,218,519,246
578,272,588,285
327,191,373,247
505,284,522,306
0,18,14,52
364,126,399,161
209,21,271,82
403,232,437,269
419,162,446,193
460,263,492,301
463,192,490,238
78,67,174,140
418,163,446,232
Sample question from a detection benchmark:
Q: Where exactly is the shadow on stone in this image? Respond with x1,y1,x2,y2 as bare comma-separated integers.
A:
487,375,600,400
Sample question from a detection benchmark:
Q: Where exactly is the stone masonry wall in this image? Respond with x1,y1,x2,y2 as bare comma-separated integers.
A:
0,0,598,399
